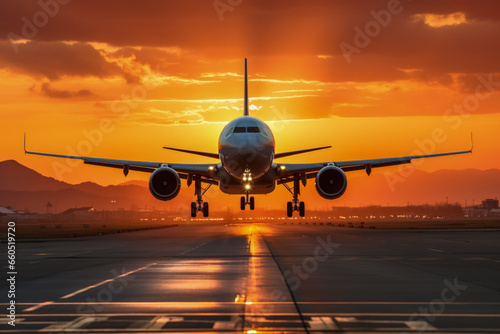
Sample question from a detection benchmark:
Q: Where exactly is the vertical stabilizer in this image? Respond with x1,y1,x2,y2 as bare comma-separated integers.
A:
244,58,249,116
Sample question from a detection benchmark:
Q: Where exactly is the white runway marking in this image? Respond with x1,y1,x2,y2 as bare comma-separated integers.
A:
8,301,500,306
40,316,108,332
309,316,339,330
144,316,183,329
428,248,444,252
179,240,214,255
406,320,436,330
61,263,157,299
24,301,54,312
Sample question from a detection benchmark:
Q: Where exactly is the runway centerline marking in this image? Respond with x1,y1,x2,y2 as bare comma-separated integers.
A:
427,248,444,252
60,263,157,299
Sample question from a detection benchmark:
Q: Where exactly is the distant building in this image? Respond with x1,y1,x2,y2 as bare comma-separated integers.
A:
482,198,499,210
464,198,500,217
0,207,17,215
62,207,95,215
489,209,500,217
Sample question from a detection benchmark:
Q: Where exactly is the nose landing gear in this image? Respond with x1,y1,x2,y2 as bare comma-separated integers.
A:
241,192,255,210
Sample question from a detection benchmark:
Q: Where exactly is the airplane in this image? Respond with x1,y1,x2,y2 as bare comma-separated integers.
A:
24,59,473,218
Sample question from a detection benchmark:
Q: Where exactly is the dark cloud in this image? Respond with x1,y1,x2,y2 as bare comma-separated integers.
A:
0,40,122,80
39,82,93,99
0,1,499,87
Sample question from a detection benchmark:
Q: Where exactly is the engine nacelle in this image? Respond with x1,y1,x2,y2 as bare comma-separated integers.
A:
315,166,347,200
149,167,181,201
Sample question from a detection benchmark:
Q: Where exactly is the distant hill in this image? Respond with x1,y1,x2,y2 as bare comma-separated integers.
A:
0,160,191,213
0,160,69,192
316,168,500,207
0,160,498,213
118,180,148,187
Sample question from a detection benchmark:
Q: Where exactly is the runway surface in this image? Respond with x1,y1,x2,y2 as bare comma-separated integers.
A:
1,222,500,333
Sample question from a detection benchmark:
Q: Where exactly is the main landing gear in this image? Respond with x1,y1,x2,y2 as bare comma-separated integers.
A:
240,192,255,210
190,175,212,218
283,174,305,217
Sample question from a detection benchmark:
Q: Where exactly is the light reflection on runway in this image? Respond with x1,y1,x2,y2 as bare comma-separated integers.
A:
1,223,500,333
244,225,305,332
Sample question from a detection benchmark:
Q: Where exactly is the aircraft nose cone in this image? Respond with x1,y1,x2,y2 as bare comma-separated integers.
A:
220,144,273,180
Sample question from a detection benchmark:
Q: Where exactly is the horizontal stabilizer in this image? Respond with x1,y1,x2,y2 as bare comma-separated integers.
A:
162,146,219,159
275,146,331,159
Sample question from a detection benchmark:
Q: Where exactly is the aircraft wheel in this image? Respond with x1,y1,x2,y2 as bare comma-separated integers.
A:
203,202,209,217
190,202,197,218
240,196,246,210
286,202,293,217
249,197,255,210
299,201,305,217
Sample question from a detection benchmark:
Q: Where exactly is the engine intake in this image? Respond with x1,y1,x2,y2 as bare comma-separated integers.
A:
315,166,347,200
149,167,181,201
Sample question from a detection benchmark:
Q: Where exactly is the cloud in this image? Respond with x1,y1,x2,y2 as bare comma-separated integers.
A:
1,0,500,121
412,12,467,28
38,82,93,99
0,41,122,80
1,1,499,86
136,107,205,125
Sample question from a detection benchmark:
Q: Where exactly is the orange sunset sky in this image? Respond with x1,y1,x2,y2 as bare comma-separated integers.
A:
1,1,499,210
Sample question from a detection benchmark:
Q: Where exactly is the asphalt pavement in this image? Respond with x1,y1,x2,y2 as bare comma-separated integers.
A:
1,222,499,333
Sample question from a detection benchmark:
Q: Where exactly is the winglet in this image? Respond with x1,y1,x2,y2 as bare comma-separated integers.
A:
244,58,249,116
470,132,473,152
24,132,27,153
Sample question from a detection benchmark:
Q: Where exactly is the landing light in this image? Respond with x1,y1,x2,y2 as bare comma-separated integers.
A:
245,184,251,190
208,166,215,171
280,165,286,170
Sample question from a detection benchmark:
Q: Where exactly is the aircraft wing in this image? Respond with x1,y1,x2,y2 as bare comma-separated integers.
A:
162,146,219,159
276,137,472,183
24,135,217,182
274,146,331,159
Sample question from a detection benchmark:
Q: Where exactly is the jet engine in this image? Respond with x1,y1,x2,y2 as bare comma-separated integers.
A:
149,167,181,201
315,166,347,199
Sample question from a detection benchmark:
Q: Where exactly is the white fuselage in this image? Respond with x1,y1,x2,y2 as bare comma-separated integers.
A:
217,116,276,194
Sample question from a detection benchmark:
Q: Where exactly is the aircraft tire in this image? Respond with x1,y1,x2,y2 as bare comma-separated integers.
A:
203,202,209,217
191,202,197,218
287,202,293,217
299,201,305,217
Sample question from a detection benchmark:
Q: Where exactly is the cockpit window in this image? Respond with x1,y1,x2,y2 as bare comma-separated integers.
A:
247,126,261,133
225,127,234,137
233,127,246,133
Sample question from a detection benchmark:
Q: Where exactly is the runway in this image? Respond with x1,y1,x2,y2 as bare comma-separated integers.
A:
2,222,500,333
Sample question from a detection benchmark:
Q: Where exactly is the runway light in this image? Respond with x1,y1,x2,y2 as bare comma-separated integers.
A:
247,331,257,334
245,301,253,305
235,294,245,303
